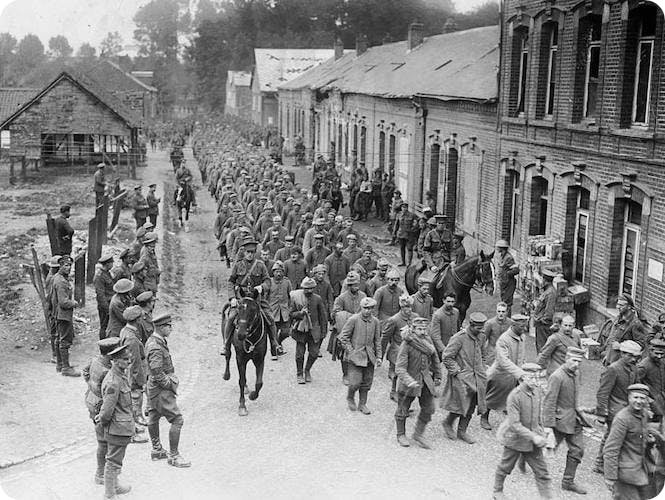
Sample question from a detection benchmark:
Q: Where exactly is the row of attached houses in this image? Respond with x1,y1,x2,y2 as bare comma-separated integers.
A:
278,0,665,326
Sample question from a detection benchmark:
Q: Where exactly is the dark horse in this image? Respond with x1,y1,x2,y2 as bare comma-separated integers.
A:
405,252,495,323
221,292,268,416
173,182,196,229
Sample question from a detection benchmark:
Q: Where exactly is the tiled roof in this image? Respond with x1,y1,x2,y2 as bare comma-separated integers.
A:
228,70,252,87
84,60,158,93
279,25,499,102
0,88,39,124
254,48,336,93
0,70,141,130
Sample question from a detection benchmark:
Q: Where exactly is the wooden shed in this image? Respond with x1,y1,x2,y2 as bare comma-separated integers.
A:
0,69,141,173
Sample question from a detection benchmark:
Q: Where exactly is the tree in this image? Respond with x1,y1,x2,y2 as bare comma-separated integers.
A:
10,34,45,78
48,35,73,59
77,42,97,59
133,0,190,58
0,32,17,85
455,1,500,31
100,31,123,58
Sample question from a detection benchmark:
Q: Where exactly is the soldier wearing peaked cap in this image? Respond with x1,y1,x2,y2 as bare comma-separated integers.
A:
146,184,160,227
537,314,583,375
269,260,292,357
52,254,80,376
105,279,134,339
381,294,417,402
601,293,647,367
410,275,433,320
135,290,155,345
423,214,452,271
533,269,558,353
138,233,160,294
594,339,642,474
131,185,149,229
54,205,75,256
94,254,115,340
82,337,122,487
111,249,132,284
543,346,588,494
145,313,191,467
441,312,488,445
637,338,665,422
94,342,135,498
495,240,519,316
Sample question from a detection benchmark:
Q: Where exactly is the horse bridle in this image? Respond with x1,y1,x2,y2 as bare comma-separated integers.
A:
449,259,494,294
236,297,266,354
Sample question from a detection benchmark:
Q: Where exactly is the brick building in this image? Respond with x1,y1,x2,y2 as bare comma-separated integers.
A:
0,70,141,167
496,0,665,323
278,25,500,250
225,70,252,119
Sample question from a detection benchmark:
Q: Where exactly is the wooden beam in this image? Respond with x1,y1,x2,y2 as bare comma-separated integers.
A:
30,246,50,337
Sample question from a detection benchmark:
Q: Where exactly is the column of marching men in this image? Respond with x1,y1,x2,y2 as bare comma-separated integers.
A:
40,113,665,499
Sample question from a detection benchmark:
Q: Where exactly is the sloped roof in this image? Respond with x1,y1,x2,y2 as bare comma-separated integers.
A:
279,25,499,102
85,60,158,93
228,70,252,87
254,48,336,93
0,70,141,130
0,88,39,124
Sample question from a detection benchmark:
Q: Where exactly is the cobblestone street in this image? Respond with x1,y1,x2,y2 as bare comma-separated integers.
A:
0,148,612,500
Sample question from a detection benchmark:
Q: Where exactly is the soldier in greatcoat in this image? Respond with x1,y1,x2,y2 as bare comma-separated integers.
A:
145,313,191,467
484,301,513,367
135,291,155,345
373,268,405,322
338,297,382,414
381,294,416,402
441,312,488,445
542,346,588,494
119,306,149,443
410,275,433,320
637,338,665,422
537,314,582,375
366,258,389,297
430,291,460,358
105,278,134,338
290,277,328,384
394,317,442,448
94,254,115,340
268,261,292,357
54,205,75,255
493,363,552,499
146,183,160,228
52,255,80,376
329,271,366,385
602,293,647,366
483,314,529,431
96,343,134,499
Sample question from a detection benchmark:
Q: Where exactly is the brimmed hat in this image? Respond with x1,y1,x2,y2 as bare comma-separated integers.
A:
427,216,437,225
650,338,665,349
131,261,145,273
49,255,62,267
113,278,134,294
412,317,429,328
119,248,130,259
98,337,119,355
469,312,488,325
627,383,651,396
301,277,316,289
98,254,113,264
143,232,158,244
511,313,529,322
97,163,105,169
108,343,130,359
136,291,154,304
136,227,147,238
153,313,172,326
434,215,448,223
619,340,642,356
495,239,509,248
123,305,143,321
360,297,377,308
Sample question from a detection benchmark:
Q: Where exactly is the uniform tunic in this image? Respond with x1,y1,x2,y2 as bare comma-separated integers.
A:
342,246,363,266
543,365,580,436
366,274,387,297
105,294,131,338
268,277,292,323
410,291,433,320
229,257,270,306
602,310,647,366
603,406,650,491
637,356,665,418
305,246,331,273
496,251,519,307
484,316,513,365
536,329,582,375
338,313,382,368
596,358,637,419
54,215,74,255
423,228,452,267
146,333,181,422
430,306,460,355
324,253,350,295
138,246,161,293
119,324,146,388
83,354,112,433
284,259,307,291
486,328,526,411
381,311,416,366
373,284,406,321
99,365,134,444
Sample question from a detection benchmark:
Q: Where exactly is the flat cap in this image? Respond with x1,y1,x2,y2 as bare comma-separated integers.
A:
619,340,642,355
434,215,449,223
412,317,430,328
360,297,377,308
417,275,432,285
627,383,651,396
313,233,324,240
312,264,326,274
511,313,529,322
386,268,401,280
98,337,120,355
58,255,72,265
113,278,134,293
49,255,62,267
566,346,585,359
427,216,437,225
345,272,360,285
314,218,326,225
97,163,105,168
153,313,172,326
272,260,284,271
522,362,544,373
123,305,143,321
469,312,488,324
136,291,154,303
301,277,316,289
284,235,295,242
241,238,258,248
108,343,130,358
131,261,145,273
98,254,113,264
346,233,357,240
495,239,509,248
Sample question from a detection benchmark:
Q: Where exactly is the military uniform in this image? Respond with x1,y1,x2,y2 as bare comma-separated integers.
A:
54,215,74,255
106,294,131,338
146,190,160,227
423,228,452,269
52,271,77,373
131,191,149,229
496,250,519,315
94,266,115,340
120,324,146,430
138,246,160,293
533,282,556,353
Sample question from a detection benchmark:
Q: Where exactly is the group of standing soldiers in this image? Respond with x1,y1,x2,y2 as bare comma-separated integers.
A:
192,114,665,500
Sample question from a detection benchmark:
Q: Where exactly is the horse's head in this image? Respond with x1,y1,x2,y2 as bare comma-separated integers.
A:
235,295,260,342
478,250,495,296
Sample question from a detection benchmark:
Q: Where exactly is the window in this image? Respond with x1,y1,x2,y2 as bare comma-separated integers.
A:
501,170,520,245
378,131,386,172
360,126,367,165
443,148,459,219
620,201,642,298
429,144,440,207
517,33,529,115
544,25,558,117
573,188,590,282
388,134,396,178
583,18,602,120
632,13,656,125
528,176,549,236
0,130,9,149
337,124,343,162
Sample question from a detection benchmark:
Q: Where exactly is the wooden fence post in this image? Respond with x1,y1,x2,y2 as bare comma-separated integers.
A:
74,250,86,306
46,213,58,255
86,217,98,284
109,190,127,232
30,246,50,336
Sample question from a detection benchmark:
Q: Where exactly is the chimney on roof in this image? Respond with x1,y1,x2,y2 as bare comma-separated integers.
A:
355,34,368,56
334,38,344,60
408,22,424,51
443,18,458,33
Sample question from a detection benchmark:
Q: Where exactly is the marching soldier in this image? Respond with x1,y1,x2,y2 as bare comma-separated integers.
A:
94,254,115,340
430,292,460,357
366,258,390,297
410,275,433,320
637,338,665,422
602,293,647,366
268,261,292,356
374,268,405,322
381,294,417,402
290,277,328,384
146,313,191,467
537,314,582,375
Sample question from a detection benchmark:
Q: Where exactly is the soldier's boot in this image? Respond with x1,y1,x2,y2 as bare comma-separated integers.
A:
412,418,432,449
50,336,57,363
131,426,149,444
442,413,458,440
389,378,397,402
148,423,168,460
535,479,553,499
396,418,410,447
561,458,587,495
492,473,507,500
269,321,285,357
55,341,63,372
347,388,357,411
167,421,191,468
114,476,131,495
296,357,305,384
407,249,414,267
358,389,371,415
94,442,107,485
457,415,476,444
592,454,604,474
60,348,80,377
341,361,349,386
304,355,316,383
480,411,492,430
